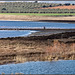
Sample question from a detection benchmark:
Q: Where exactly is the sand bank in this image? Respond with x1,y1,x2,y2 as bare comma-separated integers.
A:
0,15,75,22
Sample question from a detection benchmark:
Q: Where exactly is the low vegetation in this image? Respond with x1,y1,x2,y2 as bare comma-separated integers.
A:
47,40,75,54
0,31,75,64
46,40,75,60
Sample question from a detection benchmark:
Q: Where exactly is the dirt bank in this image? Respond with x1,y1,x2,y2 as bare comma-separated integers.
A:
41,5,75,9
0,31,75,65
0,15,75,23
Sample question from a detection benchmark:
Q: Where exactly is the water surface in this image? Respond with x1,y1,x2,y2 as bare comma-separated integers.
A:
0,30,37,38
0,60,75,74
0,21,75,38
0,21,75,29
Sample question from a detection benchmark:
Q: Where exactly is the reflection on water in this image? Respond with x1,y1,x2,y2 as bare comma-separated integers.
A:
0,60,75,74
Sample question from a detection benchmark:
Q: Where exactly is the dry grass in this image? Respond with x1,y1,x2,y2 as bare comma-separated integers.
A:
46,40,75,55
15,55,27,63
0,38,75,64
45,40,75,61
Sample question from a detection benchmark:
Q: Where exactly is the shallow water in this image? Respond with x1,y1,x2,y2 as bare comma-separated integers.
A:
0,30,37,38
0,21,75,29
0,21,75,38
0,60,75,74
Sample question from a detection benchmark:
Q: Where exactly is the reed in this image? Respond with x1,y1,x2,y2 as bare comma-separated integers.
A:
47,40,75,54
46,40,75,60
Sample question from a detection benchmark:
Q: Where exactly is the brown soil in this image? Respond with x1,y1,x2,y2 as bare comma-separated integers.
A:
41,5,75,9
0,31,75,65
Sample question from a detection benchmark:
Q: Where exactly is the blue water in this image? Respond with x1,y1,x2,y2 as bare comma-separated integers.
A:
0,21,75,38
0,30,37,38
0,21,75,29
0,60,75,74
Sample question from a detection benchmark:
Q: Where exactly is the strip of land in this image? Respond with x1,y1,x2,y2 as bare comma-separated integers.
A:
0,28,75,30
41,5,75,9
0,31,75,65
0,14,75,22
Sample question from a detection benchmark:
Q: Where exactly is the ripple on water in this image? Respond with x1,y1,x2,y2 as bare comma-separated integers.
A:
0,60,75,74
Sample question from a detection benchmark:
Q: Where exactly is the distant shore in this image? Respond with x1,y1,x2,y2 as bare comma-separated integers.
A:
0,14,75,23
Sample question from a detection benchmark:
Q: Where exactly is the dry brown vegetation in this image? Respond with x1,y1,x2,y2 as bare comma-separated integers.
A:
0,31,75,64
47,40,75,54
0,38,75,64
0,39,47,64
46,40,75,60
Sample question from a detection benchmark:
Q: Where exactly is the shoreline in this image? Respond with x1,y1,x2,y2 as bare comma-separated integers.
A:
0,19,73,23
